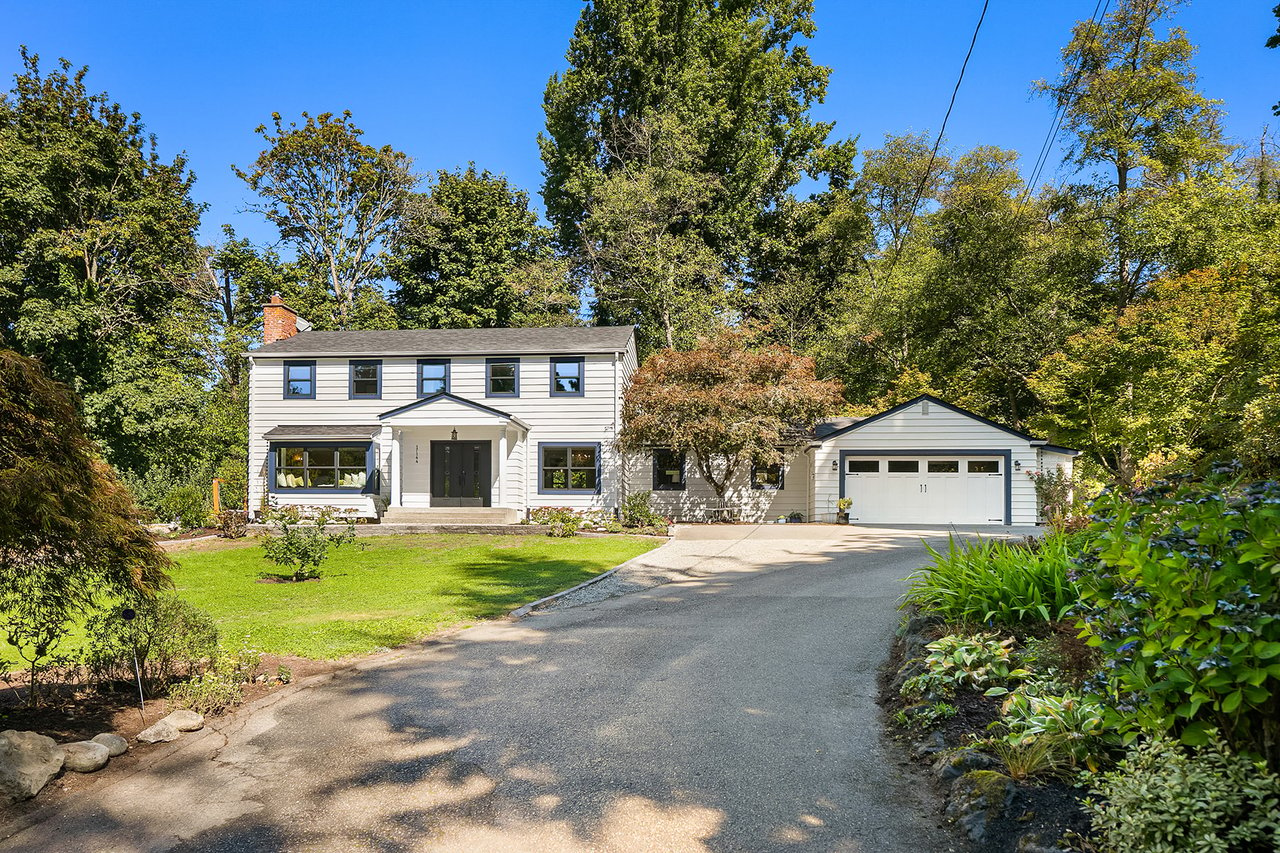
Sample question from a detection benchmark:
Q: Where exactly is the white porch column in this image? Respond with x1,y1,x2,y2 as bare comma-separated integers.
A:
390,428,403,508
497,426,508,507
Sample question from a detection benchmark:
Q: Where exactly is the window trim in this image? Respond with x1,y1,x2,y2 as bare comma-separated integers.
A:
348,359,382,400
750,459,785,490
267,441,374,494
651,448,686,491
283,360,316,400
536,442,601,495
485,357,520,398
550,356,585,397
416,358,451,398
846,459,880,474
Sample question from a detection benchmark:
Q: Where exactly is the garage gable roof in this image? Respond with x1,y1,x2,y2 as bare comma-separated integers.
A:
816,394,1060,446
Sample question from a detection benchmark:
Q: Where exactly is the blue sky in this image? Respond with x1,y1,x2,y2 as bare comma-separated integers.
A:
3,1,1276,246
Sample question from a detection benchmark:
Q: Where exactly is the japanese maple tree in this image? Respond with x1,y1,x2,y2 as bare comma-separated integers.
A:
618,332,843,500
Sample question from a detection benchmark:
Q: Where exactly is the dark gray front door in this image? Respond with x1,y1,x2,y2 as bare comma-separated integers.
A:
430,441,492,507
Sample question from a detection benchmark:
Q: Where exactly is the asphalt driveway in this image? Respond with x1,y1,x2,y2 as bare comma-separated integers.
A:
1,524,1032,852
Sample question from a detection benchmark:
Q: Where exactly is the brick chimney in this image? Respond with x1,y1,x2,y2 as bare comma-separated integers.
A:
263,294,300,345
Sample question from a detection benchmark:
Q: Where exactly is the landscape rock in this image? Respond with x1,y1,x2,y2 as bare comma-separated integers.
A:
136,719,180,744
163,710,205,732
932,748,1002,782
944,769,1017,845
910,730,948,760
62,741,110,773
1017,834,1069,853
0,730,65,803
91,733,129,757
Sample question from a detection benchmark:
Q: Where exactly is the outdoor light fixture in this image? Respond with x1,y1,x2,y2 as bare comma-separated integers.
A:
451,429,458,440
1014,460,1022,470
832,459,838,470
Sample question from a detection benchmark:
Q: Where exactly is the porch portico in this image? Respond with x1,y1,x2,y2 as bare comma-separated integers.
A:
378,394,530,514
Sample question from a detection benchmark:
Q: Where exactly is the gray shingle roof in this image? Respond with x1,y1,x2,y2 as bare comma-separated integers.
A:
262,425,381,439
814,417,862,438
249,325,636,357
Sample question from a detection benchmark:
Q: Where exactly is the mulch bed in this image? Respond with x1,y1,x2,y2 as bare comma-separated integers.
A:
877,620,1093,852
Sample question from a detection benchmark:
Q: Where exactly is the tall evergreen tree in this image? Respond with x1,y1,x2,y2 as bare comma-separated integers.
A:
390,166,571,328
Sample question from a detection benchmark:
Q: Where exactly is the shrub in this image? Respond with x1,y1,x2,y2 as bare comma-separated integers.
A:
258,505,356,581
1085,735,1280,853
159,483,212,529
904,534,1082,626
84,596,219,694
529,506,579,525
992,689,1109,768
1074,473,1280,763
548,520,581,537
166,646,261,716
620,491,666,528
900,633,1030,699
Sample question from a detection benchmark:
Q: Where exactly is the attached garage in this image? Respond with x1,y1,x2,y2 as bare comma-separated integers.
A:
810,395,1076,526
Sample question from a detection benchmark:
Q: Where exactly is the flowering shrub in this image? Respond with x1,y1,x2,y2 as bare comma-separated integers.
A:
1074,469,1280,765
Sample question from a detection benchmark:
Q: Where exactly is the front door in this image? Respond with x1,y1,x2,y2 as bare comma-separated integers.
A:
430,441,492,507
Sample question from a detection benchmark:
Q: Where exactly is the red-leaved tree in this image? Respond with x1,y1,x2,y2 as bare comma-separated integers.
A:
617,332,843,500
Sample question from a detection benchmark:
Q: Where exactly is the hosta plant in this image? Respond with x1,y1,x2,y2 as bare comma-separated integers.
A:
901,633,1031,699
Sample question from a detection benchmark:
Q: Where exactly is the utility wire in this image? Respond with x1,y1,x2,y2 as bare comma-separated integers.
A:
891,0,990,264
1017,0,1111,214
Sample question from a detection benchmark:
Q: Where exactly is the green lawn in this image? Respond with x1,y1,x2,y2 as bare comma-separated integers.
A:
158,534,659,659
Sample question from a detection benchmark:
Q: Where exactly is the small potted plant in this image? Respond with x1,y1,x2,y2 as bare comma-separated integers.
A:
836,498,852,524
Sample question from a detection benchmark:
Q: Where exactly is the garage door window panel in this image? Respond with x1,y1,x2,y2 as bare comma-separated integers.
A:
847,460,879,473
968,460,1000,474
887,460,919,473
927,460,960,473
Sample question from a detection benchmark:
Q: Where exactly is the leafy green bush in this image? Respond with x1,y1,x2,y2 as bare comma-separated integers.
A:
548,520,581,537
620,491,666,528
258,506,356,581
84,596,219,694
900,633,1030,699
992,688,1109,767
1075,474,1280,761
1085,735,1280,853
904,534,1082,626
160,483,212,529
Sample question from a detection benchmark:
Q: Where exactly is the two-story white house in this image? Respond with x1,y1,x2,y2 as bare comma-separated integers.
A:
247,296,637,523
247,297,1075,526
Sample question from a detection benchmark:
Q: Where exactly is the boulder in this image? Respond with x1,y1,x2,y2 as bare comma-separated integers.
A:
136,719,180,744
91,733,129,757
944,770,1017,846
932,748,1002,782
62,741,110,773
909,730,948,760
163,710,205,732
0,730,64,803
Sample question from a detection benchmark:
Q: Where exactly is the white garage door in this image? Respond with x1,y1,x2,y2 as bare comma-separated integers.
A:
843,456,1005,524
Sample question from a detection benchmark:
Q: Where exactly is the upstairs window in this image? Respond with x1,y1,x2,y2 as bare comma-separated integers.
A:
751,460,784,490
540,444,599,492
349,360,381,399
551,356,584,396
652,448,686,491
273,445,368,490
283,361,316,399
417,359,450,397
487,357,519,397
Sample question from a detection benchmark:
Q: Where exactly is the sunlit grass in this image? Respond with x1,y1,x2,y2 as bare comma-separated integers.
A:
3,534,659,665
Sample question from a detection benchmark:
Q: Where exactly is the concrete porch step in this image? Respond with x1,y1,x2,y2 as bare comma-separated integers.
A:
381,507,519,525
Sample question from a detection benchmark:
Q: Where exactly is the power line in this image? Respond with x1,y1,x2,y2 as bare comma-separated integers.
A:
1017,0,1112,214
891,0,990,263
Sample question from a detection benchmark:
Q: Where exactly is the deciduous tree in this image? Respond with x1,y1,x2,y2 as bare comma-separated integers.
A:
0,350,171,699
617,332,843,500
234,111,415,329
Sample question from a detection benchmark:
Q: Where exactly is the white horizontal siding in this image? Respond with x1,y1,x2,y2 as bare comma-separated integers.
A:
811,401,1043,525
249,352,627,518
627,449,811,523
